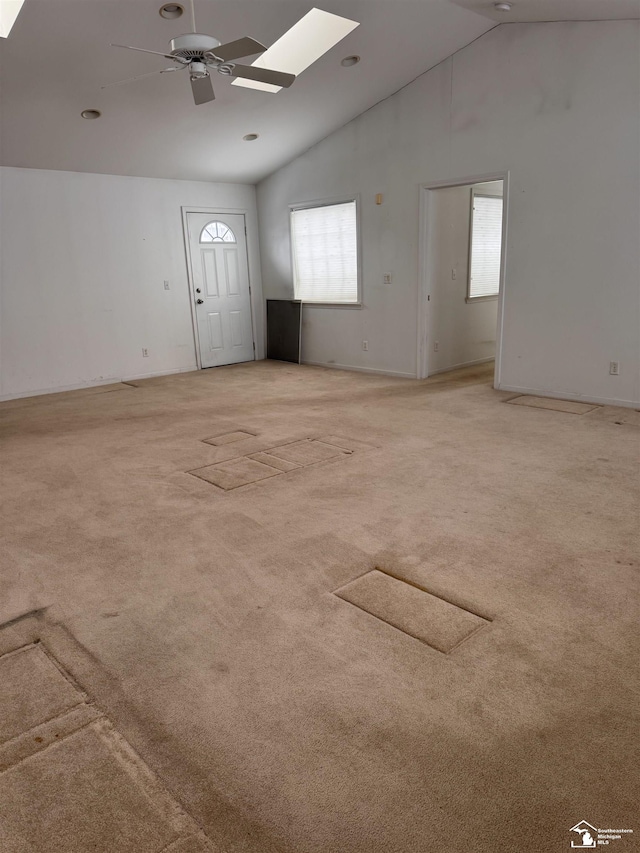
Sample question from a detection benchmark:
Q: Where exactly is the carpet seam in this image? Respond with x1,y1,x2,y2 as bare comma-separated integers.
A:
37,641,91,700
0,607,49,632
504,396,600,415
0,712,103,773
0,701,92,749
332,592,452,654
334,568,493,623
372,567,494,622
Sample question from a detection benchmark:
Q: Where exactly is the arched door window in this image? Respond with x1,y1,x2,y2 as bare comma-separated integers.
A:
199,221,237,243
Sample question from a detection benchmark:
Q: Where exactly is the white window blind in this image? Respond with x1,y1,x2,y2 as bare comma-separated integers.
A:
291,201,358,303
469,194,503,299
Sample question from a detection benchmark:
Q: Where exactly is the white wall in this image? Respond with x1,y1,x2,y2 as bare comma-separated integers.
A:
0,167,263,399
257,21,640,405
427,182,500,374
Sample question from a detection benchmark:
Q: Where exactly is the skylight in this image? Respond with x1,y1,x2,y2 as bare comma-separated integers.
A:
0,0,26,38
232,8,359,94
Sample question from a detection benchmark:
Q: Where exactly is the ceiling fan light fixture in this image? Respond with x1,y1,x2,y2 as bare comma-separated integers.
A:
243,133,259,141
189,61,208,78
341,55,360,67
81,109,101,120
159,3,184,19
493,2,513,10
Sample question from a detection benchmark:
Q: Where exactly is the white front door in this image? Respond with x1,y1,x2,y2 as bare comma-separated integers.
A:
186,211,254,368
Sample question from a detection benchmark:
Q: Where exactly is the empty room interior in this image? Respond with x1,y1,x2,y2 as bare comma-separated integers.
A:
1,1,639,851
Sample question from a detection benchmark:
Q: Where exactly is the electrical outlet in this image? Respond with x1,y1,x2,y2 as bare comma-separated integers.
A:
383,273,392,285
451,269,457,280
609,361,620,375
434,341,439,352
362,340,369,352
142,348,149,358
163,280,170,290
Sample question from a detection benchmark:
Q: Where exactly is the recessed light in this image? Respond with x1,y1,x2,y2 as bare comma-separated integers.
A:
341,55,360,67
159,3,184,19
81,109,101,120
243,133,259,142
494,2,513,10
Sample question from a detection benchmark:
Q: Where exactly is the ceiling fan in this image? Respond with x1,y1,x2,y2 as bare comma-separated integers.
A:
104,2,359,106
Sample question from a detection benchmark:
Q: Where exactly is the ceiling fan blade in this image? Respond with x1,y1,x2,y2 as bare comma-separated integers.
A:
191,74,215,105
232,9,358,93
110,43,186,63
101,67,183,90
212,36,266,62
229,64,295,88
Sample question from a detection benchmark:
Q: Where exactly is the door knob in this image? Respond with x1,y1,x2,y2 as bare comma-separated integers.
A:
196,299,204,304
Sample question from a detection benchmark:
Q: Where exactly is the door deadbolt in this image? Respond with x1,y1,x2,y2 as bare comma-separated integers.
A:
196,288,201,293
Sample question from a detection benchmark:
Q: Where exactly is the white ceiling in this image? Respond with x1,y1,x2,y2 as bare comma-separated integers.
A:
451,0,640,22
1,0,637,184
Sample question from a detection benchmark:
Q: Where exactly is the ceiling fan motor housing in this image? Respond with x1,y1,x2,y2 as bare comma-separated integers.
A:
169,33,221,61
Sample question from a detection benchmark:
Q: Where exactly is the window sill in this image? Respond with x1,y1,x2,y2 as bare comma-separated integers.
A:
301,302,363,309
465,295,499,304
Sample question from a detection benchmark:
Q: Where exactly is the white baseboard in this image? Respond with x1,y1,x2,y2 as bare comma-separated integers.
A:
121,366,197,382
496,383,639,410
0,377,122,402
0,366,198,402
301,360,416,379
427,357,495,377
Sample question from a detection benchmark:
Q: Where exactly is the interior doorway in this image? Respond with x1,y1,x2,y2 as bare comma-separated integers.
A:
418,175,508,383
183,210,255,369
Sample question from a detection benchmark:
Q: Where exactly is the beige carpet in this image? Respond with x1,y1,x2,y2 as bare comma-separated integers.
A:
0,361,638,853
0,640,215,853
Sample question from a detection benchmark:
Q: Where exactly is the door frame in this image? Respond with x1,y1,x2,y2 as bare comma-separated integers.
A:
181,206,256,370
417,171,510,385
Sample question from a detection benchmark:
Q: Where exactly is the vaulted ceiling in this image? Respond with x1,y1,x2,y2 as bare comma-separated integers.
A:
1,0,637,184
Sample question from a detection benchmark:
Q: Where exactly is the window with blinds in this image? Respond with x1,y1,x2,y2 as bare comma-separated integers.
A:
468,193,503,299
291,200,359,303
